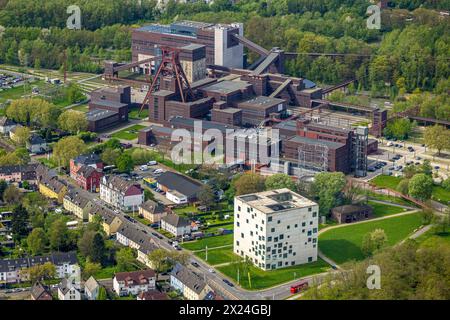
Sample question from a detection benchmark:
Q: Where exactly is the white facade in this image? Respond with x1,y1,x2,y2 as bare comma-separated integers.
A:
161,219,191,237
234,189,319,271
166,190,188,205
214,23,244,69
100,177,144,211
113,275,156,297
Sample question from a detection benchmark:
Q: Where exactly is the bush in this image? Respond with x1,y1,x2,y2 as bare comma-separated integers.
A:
442,178,450,191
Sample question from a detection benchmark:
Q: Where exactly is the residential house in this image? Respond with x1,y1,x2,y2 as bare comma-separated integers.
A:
170,264,211,300
63,189,93,221
0,252,78,284
137,290,169,300
139,200,167,223
58,278,81,301
136,241,159,269
26,134,48,154
156,171,202,204
100,175,144,211
30,282,53,300
88,205,124,236
113,270,156,297
161,214,191,237
116,223,152,250
84,276,100,300
38,176,68,204
70,153,104,192
0,116,16,135
0,164,38,184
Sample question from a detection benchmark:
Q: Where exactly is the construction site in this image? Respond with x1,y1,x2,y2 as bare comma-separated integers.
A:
99,20,393,178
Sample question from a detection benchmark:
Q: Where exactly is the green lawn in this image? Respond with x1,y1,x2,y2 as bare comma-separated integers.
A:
129,106,149,120
367,191,417,207
319,213,423,264
218,258,330,290
195,246,235,266
112,125,146,140
69,103,89,112
94,266,119,280
181,234,233,251
415,228,450,248
368,201,408,218
431,185,450,205
370,175,402,190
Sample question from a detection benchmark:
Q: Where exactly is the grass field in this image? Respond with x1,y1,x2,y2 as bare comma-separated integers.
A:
415,228,450,248
195,247,235,266
69,103,89,112
112,125,146,140
319,213,423,264
368,201,408,218
129,106,149,120
218,258,330,290
181,234,233,251
371,175,449,205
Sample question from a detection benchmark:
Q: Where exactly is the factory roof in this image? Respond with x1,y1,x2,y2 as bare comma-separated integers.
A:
273,120,297,132
86,109,118,121
90,99,128,109
202,80,251,94
237,188,317,214
169,117,236,133
152,90,175,97
214,107,242,114
288,135,346,150
239,96,285,107
156,171,202,198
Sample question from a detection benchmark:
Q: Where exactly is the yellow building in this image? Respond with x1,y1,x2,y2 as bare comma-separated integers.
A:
139,200,167,223
88,205,123,236
63,190,93,221
38,177,68,204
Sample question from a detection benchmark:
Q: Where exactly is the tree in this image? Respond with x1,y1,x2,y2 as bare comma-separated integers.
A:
148,249,170,280
23,262,56,283
311,172,347,216
91,233,106,264
14,148,30,164
78,231,105,264
83,259,101,280
27,228,47,256
383,119,415,140
115,153,134,173
435,208,450,234
396,179,410,195
424,125,450,156
408,173,433,201
3,185,22,204
265,173,296,191
101,148,121,165
48,218,68,251
198,185,215,207
0,180,7,199
11,204,29,241
116,247,137,272
58,110,88,134
53,136,86,168
12,126,31,145
362,229,388,256
169,251,191,267
233,173,266,196
97,286,108,300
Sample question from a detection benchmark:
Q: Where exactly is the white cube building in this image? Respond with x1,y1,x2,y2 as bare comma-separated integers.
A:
234,188,319,271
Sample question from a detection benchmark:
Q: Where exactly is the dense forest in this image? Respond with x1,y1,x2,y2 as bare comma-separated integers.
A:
0,0,448,95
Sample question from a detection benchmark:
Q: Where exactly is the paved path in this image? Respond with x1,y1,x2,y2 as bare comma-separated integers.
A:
368,199,416,210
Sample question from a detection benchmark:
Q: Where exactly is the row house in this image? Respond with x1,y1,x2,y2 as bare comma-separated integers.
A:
0,164,38,184
100,175,144,211
88,205,124,236
63,189,94,221
0,252,78,284
38,176,68,204
70,153,104,192
170,264,212,300
138,200,167,223
113,270,156,297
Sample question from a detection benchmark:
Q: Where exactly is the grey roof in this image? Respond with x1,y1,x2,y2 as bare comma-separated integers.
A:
91,99,128,109
58,278,79,295
90,204,122,225
140,200,166,214
161,214,190,228
171,264,207,295
0,252,77,273
31,282,52,300
118,223,152,247
169,117,236,133
0,164,38,175
29,134,46,145
152,90,175,97
156,171,202,198
64,189,92,209
239,95,285,107
288,135,345,150
102,175,142,195
74,153,102,166
0,116,15,127
86,109,118,121
202,80,251,94
331,204,373,214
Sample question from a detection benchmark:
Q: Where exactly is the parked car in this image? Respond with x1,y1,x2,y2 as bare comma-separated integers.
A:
191,262,200,268
223,279,234,287
148,161,157,166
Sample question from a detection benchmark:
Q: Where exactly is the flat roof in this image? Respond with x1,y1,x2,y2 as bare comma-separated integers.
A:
288,135,345,149
239,96,285,107
202,80,250,95
169,117,236,133
237,188,317,214
90,99,128,109
153,90,175,97
214,108,242,114
86,109,118,121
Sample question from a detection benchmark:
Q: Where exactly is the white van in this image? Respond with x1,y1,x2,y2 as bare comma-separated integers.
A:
148,161,157,166
140,165,149,171
153,169,165,174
